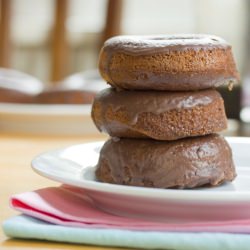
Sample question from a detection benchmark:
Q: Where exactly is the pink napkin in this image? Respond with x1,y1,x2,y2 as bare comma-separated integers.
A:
10,185,250,233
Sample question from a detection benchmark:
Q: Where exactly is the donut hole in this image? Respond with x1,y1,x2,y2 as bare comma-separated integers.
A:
211,38,219,42
147,36,199,41
148,37,168,41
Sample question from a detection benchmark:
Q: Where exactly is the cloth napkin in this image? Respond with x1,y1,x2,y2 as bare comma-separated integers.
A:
4,215,250,250
3,185,250,250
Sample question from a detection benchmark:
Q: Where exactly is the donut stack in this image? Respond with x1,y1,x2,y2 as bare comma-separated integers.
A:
92,34,239,189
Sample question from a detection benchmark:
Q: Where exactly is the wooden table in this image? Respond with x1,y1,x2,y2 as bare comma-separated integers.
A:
0,133,125,250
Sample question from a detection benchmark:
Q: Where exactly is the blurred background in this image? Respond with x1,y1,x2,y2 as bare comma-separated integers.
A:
1,0,246,81
0,0,249,136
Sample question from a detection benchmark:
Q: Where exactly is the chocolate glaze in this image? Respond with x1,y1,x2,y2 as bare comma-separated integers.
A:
95,135,236,189
103,34,230,55
93,88,222,126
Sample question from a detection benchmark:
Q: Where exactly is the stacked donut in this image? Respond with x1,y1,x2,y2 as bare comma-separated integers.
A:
92,34,239,189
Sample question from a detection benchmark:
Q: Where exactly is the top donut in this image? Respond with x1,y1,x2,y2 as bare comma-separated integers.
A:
98,34,239,91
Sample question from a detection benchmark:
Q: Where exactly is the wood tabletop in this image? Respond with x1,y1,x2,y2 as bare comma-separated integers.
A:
0,133,125,250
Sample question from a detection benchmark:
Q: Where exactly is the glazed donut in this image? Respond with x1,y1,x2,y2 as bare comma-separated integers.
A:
0,88,34,103
99,34,239,91
91,88,227,140
95,134,236,189
35,89,96,104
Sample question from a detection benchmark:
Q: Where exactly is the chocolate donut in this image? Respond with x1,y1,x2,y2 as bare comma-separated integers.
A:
0,88,35,103
35,89,96,104
95,135,236,189
99,34,239,91
91,88,227,140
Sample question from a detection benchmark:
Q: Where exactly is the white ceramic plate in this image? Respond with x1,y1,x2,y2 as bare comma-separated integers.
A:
32,137,250,222
0,103,99,135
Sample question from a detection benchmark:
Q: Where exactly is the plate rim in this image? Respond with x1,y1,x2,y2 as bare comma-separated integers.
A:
31,137,250,203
